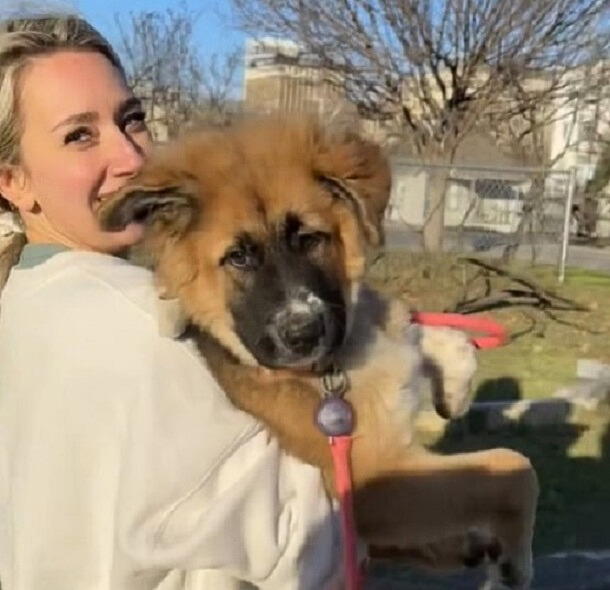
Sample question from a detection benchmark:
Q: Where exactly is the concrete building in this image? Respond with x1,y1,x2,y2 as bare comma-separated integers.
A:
548,62,610,188
243,38,352,118
387,134,549,234
547,62,610,236
242,38,609,235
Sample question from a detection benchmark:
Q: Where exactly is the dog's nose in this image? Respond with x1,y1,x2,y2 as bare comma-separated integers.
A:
277,311,325,352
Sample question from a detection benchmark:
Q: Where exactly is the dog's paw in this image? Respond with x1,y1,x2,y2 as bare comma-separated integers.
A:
420,326,477,419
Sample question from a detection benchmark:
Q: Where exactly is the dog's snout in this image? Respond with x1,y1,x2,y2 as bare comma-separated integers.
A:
283,313,324,347
275,309,325,353
255,287,344,368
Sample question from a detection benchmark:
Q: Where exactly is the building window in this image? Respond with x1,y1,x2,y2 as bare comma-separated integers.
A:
474,179,518,200
579,120,598,143
576,164,595,187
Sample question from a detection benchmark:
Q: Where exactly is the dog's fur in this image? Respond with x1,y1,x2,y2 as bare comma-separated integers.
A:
97,117,538,589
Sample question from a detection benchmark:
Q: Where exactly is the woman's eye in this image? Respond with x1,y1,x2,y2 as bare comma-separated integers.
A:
123,111,148,133
64,126,94,145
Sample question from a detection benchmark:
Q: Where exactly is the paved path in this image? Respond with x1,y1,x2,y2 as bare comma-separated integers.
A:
366,551,610,589
383,224,610,273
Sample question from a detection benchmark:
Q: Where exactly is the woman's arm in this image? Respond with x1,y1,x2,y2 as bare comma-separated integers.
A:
0,256,342,590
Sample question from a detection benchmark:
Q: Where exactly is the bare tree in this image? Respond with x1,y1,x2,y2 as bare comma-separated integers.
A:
588,142,610,194
196,51,242,126
488,84,584,262
115,2,241,140
230,0,610,251
580,93,610,236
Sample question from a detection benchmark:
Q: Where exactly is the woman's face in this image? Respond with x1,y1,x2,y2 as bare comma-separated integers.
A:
0,50,152,252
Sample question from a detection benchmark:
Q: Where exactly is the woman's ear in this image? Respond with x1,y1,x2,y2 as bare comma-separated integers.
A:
0,166,37,213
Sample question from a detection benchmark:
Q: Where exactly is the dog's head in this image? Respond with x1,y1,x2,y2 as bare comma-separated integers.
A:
98,117,391,369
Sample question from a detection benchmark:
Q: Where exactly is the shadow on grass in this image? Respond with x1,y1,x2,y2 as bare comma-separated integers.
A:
367,377,610,589
472,376,523,402
435,377,610,556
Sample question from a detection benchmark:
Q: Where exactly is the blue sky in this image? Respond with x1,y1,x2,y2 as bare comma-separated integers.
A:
75,0,245,59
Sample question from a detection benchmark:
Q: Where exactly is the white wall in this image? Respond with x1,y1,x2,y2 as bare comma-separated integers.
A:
549,65,610,188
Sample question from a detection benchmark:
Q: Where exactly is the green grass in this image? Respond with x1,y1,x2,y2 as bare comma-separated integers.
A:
564,267,610,287
368,419,610,588
364,253,610,583
422,411,610,555
366,252,610,401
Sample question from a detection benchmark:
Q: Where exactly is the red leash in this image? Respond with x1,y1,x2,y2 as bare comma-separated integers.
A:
330,436,362,590
317,313,506,590
412,312,508,349
315,369,363,590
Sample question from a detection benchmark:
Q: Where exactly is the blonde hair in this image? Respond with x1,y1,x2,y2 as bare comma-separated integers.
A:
0,14,125,170
0,13,125,282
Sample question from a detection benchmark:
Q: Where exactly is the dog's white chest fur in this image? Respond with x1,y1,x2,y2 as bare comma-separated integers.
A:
338,316,426,451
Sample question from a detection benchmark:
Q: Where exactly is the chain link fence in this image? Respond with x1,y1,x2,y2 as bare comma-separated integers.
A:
385,159,577,280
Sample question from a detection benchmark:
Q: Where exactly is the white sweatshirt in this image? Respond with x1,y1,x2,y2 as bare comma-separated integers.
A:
0,247,342,590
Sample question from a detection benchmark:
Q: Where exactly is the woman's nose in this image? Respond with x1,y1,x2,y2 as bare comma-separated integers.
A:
109,132,148,178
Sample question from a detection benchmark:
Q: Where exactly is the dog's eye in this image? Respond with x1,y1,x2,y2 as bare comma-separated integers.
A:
297,231,328,252
227,249,250,268
221,248,254,270
222,238,262,270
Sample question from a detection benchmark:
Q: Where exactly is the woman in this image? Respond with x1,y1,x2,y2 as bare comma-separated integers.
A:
0,14,342,590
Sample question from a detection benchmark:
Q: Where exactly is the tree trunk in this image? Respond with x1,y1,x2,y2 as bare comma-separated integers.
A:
422,166,449,252
501,175,544,264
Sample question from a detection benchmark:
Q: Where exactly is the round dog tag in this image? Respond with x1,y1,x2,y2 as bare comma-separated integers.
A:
315,397,354,437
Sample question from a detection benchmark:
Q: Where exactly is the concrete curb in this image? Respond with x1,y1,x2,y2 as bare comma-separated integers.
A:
365,550,610,590
415,397,609,435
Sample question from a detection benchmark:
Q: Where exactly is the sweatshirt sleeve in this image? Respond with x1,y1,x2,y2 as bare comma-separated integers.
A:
0,262,342,590
116,334,343,590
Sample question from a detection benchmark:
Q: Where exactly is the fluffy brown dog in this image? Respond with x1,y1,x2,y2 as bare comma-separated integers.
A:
97,118,538,589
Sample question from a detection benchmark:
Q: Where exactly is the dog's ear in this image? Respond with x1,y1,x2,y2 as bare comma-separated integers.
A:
98,175,200,239
314,129,391,246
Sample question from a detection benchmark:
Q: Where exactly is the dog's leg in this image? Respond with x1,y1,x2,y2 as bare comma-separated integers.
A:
419,325,478,419
482,507,536,590
352,447,538,589
368,529,503,572
197,334,336,478
366,291,478,420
